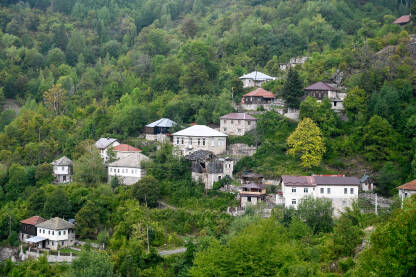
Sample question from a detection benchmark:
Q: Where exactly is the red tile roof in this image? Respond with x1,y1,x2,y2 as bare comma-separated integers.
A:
394,15,411,25
220,113,257,121
282,175,360,187
304,82,339,91
397,179,416,191
113,144,141,152
243,88,275,98
20,216,46,225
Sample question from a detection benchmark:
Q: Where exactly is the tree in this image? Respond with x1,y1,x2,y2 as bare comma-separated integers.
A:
35,163,53,185
287,118,326,168
47,48,66,66
43,188,71,218
75,200,102,238
182,18,198,38
297,196,333,234
68,249,114,277
4,163,26,201
343,86,368,122
43,84,67,115
132,176,161,208
281,69,304,109
332,214,364,257
73,145,107,185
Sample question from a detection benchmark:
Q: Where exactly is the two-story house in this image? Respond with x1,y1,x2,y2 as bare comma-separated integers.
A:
51,156,73,184
281,175,360,216
239,183,267,208
26,217,75,250
95,138,120,162
397,180,416,202
112,144,141,160
108,152,150,185
304,82,346,111
145,118,177,142
185,150,233,189
172,125,227,156
241,88,278,111
220,113,257,136
239,71,276,88
19,216,46,242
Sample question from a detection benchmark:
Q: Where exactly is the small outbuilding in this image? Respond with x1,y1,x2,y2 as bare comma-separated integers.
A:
51,156,73,184
145,118,176,142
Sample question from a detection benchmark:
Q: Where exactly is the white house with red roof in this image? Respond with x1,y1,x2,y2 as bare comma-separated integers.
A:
239,71,276,88
281,175,360,216
397,180,416,201
113,144,141,160
220,113,257,136
304,81,346,111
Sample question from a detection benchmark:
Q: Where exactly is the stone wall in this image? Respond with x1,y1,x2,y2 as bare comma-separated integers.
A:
225,143,257,161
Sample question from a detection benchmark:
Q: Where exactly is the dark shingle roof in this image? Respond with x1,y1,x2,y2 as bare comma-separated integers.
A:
304,82,339,91
220,113,257,121
51,156,73,166
36,217,74,230
185,150,216,161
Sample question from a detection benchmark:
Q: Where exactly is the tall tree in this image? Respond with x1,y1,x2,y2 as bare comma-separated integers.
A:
281,69,304,109
43,84,67,115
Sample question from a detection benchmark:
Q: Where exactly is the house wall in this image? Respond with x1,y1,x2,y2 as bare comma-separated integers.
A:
282,182,358,216
192,172,224,190
55,174,72,184
108,166,144,185
99,141,120,162
220,119,256,136
242,79,267,88
53,165,70,175
36,228,75,250
240,195,259,207
173,136,226,155
399,189,416,200
223,160,233,177
145,133,170,143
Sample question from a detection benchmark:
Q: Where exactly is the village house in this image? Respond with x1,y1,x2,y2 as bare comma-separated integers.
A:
304,81,346,111
19,216,46,243
185,150,233,189
241,172,264,185
239,183,267,208
279,56,309,71
281,175,360,216
220,113,257,136
95,138,120,162
145,118,177,142
25,217,75,250
51,156,73,184
360,174,375,192
397,180,416,201
239,71,276,88
108,152,150,185
112,144,141,160
241,88,279,111
393,15,411,26
172,125,227,156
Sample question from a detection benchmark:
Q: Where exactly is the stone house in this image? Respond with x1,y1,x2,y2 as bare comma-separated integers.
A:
185,150,233,189
239,183,267,208
241,88,277,111
220,113,257,136
397,180,416,202
172,125,227,156
51,156,73,184
20,216,46,243
28,217,76,250
360,174,375,192
304,82,346,111
145,118,176,142
281,175,360,216
112,144,142,160
95,138,120,162
108,152,150,185
239,71,276,88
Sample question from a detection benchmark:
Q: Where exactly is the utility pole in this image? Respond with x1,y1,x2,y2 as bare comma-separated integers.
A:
375,193,378,215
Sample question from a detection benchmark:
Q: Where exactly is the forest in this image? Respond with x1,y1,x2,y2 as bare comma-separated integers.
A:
0,0,416,276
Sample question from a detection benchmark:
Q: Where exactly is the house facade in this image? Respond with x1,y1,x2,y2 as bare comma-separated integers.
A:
304,82,346,111
240,183,266,208
172,125,227,156
28,217,75,250
112,144,141,160
220,113,257,136
281,175,360,216
397,180,416,201
108,152,150,185
360,174,375,192
241,88,278,111
239,71,276,88
185,150,233,189
241,172,264,185
95,138,120,162
51,156,73,184
145,118,176,142
19,216,46,242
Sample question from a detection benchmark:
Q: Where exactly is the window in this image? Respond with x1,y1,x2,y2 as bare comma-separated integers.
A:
117,169,120,173
218,176,222,181
292,187,296,193
231,120,234,124
63,231,66,235
320,188,324,194
61,166,64,171
52,231,54,235
237,129,241,133
203,138,206,145
327,188,331,194
189,138,192,145
61,241,64,246
350,188,354,194
248,121,251,125
176,138,179,144
223,128,227,131
51,242,54,246
334,101,337,107
304,188,308,193
198,138,200,145
48,230,50,235
181,138,184,144
342,200,347,206
292,199,296,205
248,196,251,202
344,188,348,194
58,231,61,236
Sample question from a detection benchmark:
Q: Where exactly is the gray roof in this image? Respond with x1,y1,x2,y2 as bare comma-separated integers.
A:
282,175,360,187
173,125,227,137
239,71,276,81
36,217,74,230
51,156,73,166
220,113,257,121
109,152,150,168
95,138,118,149
146,118,176,128
360,175,370,183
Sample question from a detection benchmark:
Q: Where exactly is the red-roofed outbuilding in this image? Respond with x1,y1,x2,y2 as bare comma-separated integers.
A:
394,15,411,26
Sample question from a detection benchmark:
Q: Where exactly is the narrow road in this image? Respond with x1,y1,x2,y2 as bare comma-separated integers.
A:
158,247,187,256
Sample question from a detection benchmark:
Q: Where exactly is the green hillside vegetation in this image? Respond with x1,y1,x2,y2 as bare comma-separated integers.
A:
0,0,416,276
